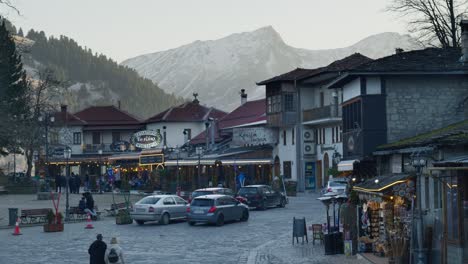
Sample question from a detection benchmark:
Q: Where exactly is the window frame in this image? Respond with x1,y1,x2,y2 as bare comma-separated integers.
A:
73,132,81,145
163,197,176,205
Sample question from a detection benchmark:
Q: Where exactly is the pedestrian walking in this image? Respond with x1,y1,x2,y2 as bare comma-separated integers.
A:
55,174,62,193
69,173,75,194
104,237,125,264
75,174,82,194
88,234,107,264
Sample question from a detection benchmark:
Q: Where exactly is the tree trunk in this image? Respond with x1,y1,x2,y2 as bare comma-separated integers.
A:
25,148,33,178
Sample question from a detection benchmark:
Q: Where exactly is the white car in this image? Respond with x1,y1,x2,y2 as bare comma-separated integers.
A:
323,179,349,194
130,195,189,225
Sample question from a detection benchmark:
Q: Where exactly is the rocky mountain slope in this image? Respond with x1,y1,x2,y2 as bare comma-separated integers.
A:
122,26,421,111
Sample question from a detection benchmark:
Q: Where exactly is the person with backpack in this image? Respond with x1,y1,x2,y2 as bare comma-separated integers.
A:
88,234,107,264
105,237,125,264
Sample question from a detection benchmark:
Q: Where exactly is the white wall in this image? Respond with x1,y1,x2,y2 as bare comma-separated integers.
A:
57,126,83,155
146,122,206,148
315,126,343,186
367,77,381,95
343,78,361,102
273,127,298,181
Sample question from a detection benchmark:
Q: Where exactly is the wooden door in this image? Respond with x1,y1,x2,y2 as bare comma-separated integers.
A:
316,160,322,189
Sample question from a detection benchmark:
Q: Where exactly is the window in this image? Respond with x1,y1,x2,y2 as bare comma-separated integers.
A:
191,199,214,207
138,197,160,205
322,128,325,144
267,97,272,113
163,197,176,205
174,196,188,205
332,127,335,143
332,126,342,143
320,91,324,107
343,100,362,132
73,132,81,145
50,132,59,144
284,93,294,112
292,128,295,145
283,161,292,179
92,132,101,144
112,132,120,143
283,130,286,146
184,129,192,140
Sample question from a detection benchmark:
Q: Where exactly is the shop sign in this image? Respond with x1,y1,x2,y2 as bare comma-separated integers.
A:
131,130,162,149
232,127,277,146
139,154,164,165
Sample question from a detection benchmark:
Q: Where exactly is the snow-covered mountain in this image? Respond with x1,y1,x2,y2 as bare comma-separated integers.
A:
122,26,420,111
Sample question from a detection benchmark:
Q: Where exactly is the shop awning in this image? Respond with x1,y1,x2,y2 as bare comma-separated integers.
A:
430,155,468,169
108,153,140,161
353,174,411,193
164,158,272,166
337,159,359,171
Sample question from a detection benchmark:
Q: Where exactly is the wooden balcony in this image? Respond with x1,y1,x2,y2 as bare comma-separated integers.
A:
303,105,341,123
267,112,297,127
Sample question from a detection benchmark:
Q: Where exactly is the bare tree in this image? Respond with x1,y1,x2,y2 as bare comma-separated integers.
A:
19,69,63,178
0,0,19,14
388,0,468,47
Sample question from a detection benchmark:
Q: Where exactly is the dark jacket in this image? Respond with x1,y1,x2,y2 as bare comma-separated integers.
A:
88,240,107,264
79,199,86,211
86,197,95,210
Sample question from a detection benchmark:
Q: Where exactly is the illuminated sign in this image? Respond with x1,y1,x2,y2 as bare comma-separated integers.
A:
131,130,162,149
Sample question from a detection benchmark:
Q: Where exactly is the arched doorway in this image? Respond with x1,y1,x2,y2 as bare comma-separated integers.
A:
274,156,280,177
323,153,330,184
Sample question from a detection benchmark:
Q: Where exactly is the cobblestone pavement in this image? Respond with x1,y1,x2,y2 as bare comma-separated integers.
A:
0,192,369,264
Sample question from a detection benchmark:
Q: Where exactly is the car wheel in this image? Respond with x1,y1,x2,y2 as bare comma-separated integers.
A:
240,210,249,221
160,213,170,225
188,221,195,226
216,214,224,226
135,220,145,225
258,200,266,211
278,198,286,208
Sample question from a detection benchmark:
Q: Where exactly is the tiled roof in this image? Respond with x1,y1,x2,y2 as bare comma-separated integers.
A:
190,99,266,145
378,119,468,150
53,111,86,126
74,106,141,125
145,101,227,123
257,53,372,85
352,48,466,73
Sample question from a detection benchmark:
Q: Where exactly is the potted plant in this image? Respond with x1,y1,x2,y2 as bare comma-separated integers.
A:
43,210,64,232
115,208,133,225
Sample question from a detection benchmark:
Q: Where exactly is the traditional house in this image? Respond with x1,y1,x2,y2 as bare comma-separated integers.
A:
257,53,372,191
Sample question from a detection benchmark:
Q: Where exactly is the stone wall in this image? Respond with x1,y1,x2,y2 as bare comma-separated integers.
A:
386,75,468,143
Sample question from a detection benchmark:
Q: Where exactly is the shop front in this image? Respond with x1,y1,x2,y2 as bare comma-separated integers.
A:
353,174,414,263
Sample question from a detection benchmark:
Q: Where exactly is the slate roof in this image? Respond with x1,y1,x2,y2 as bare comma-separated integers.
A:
189,99,266,145
145,101,227,123
257,53,372,85
378,119,468,150
74,106,141,125
351,48,466,73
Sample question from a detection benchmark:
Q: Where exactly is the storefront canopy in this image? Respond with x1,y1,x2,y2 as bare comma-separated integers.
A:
431,155,468,169
164,158,272,166
353,174,411,193
337,159,359,171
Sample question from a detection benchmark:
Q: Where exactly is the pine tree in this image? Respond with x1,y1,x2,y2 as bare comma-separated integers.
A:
18,28,23,37
0,18,29,155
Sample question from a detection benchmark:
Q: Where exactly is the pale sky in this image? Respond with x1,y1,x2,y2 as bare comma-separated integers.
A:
3,0,407,62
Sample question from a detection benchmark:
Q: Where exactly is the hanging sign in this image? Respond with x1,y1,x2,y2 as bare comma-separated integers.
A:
232,127,277,146
131,130,162,149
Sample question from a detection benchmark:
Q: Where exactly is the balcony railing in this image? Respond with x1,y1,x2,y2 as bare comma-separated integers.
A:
83,143,136,153
303,105,341,123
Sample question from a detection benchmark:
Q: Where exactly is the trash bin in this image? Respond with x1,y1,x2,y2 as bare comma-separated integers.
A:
324,233,335,255
8,208,18,226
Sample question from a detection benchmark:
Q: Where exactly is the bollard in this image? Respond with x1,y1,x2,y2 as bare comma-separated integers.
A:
8,208,18,226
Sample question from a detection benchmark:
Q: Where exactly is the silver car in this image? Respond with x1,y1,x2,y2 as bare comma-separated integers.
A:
187,194,249,226
324,179,349,194
130,195,189,225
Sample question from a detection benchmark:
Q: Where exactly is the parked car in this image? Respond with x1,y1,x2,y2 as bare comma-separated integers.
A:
189,187,235,202
323,178,349,194
237,185,287,210
130,195,189,225
187,194,249,226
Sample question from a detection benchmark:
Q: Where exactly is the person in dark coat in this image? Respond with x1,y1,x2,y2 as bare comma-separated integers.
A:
69,174,75,194
84,192,97,218
75,175,82,194
88,234,107,264
55,174,61,193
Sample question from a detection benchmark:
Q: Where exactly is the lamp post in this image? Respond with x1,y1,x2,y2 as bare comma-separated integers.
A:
38,114,55,183
175,146,180,196
98,149,103,194
64,147,72,222
196,146,203,189
410,155,427,264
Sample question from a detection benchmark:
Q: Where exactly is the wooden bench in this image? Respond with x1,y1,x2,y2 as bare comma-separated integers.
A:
105,202,130,216
20,208,52,224
68,206,102,221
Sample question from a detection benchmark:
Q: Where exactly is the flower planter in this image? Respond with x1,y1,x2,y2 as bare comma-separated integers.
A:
43,223,64,232
115,209,133,225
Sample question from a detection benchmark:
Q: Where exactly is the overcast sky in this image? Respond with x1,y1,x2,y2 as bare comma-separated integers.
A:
3,0,407,62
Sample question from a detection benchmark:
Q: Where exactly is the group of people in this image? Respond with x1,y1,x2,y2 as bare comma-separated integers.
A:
54,172,84,193
89,234,125,264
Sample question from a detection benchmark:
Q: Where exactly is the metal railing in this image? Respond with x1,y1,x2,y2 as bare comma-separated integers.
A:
303,105,341,122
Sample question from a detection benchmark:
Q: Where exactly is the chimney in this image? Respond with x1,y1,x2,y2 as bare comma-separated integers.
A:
193,93,199,104
60,105,67,122
395,48,404,54
240,89,247,105
461,20,468,63
117,100,121,110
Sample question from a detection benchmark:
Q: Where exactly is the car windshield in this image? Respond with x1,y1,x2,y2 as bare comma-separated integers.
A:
192,191,214,198
238,187,258,195
329,181,347,187
138,197,160,205
191,198,214,207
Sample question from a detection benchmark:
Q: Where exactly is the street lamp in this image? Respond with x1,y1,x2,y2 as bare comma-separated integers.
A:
196,146,203,189
410,154,427,264
332,148,342,167
38,114,55,183
64,147,72,221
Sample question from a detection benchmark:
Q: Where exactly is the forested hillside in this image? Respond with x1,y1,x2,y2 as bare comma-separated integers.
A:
7,22,184,118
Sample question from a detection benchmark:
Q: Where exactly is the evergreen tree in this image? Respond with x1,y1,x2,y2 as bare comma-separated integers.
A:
0,18,29,155
17,28,23,37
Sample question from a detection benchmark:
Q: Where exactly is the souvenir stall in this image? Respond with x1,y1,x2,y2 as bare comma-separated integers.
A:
353,174,414,262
